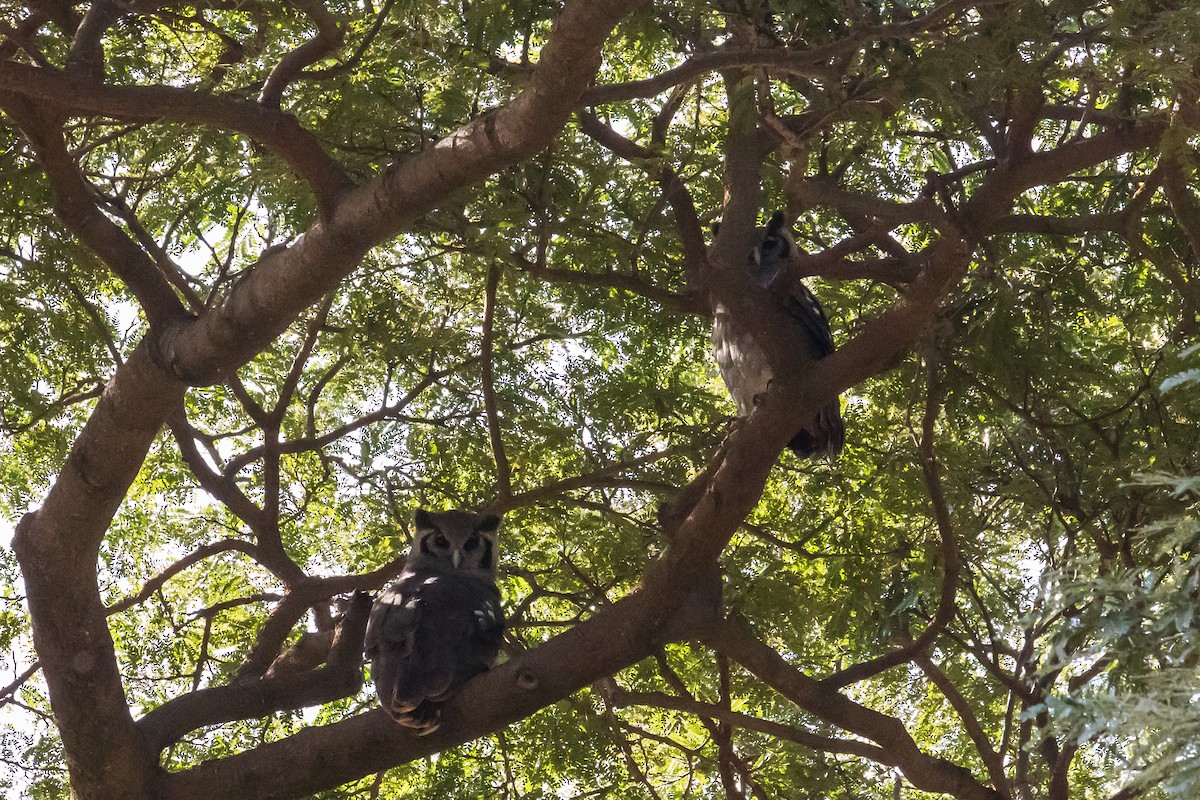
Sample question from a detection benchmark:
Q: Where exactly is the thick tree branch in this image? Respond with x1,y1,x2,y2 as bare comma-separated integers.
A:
10,342,183,800
66,0,115,80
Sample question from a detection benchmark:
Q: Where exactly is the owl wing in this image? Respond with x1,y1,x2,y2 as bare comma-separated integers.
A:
783,281,844,459
784,281,835,358
366,571,504,727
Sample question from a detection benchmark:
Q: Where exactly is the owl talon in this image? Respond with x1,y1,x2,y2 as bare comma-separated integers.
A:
396,702,442,735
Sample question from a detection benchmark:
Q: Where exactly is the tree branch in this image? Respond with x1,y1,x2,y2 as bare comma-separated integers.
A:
609,687,896,764
153,0,653,387
915,652,1010,795
823,357,961,687
0,98,189,328
0,61,353,210
576,108,709,295
705,617,1004,800
257,0,344,109
104,538,261,615
139,591,371,750
481,261,513,499
66,0,115,80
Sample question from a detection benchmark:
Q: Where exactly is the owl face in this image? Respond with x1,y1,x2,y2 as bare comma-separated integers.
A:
411,509,500,573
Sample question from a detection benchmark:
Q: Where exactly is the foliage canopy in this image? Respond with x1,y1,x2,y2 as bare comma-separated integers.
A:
2,0,1200,798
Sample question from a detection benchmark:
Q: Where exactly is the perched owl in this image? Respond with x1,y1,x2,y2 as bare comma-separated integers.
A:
711,211,845,459
365,509,504,734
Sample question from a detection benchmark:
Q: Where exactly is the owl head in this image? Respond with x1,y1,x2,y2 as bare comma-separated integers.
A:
711,211,797,284
751,211,796,279
409,509,501,573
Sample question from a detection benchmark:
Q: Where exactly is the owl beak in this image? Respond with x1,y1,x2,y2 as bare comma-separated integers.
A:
451,549,462,568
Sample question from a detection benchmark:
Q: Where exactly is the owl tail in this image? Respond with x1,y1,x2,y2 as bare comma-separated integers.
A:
788,399,844,460
380,669,448,735
380,639,459,733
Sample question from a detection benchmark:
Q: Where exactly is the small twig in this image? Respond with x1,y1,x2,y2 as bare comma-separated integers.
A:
105,538,261,615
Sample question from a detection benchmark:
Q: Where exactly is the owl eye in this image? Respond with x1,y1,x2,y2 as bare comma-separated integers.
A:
464,534,480,551
433,532,450,549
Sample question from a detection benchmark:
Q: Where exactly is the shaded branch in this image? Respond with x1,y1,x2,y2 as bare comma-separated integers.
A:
609,687,895,764
66,0,115,80
577,108,709,297
0,661,42,707
495,444,694,512
508,248,705,315
823,356,961,687
0,99,188,328
584,0,979,105
1157,143,1200,335
915,653,1010,795
704,617,1003,800
585,47,838,105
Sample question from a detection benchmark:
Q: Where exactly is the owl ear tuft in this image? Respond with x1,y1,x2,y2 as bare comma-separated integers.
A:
414,508,435,530
478,515,501,534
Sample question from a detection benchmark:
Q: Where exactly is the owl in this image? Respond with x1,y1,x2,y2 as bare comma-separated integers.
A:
365,508,504,734
711,211,844,459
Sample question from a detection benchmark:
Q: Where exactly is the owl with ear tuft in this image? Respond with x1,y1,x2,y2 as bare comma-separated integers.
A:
365,508,504,734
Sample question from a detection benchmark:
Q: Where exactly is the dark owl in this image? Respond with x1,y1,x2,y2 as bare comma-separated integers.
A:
711,211,845,459
365,509,504,734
